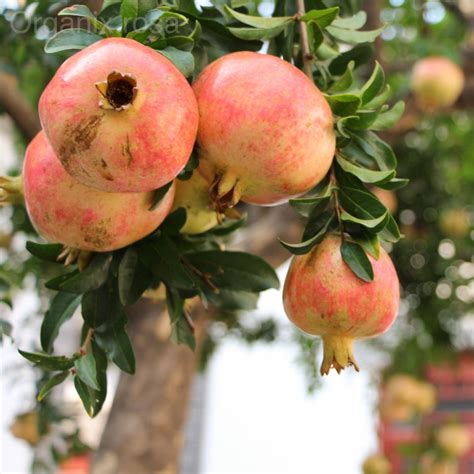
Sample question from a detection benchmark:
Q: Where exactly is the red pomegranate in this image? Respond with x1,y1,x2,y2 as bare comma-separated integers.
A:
283,235,400,374
192,52,335,208
39,38,198,193
22,132,175,252
411,56,465,111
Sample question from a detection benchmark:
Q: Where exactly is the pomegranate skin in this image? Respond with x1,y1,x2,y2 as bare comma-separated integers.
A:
411,56,465,110
193,52,335,206
23,132,175,252
39,38,198,193
283,235,399,374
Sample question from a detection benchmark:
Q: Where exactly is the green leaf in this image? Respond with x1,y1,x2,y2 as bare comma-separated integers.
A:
82,281,127,331
74,342,107,417
46,253,112,294
229,25,289,40
379,213,401,243
0,319,12,341
289,196,330,217
159,208,187,235
37,371,69,401
344,109,381,130
371,101,405,130
186,251,280,292
206,289,259,311
332,11,367,29
75,350,99,390
341,241,374,282
301,7,339,27
280,214,333,255
360,62,385,105
26,242,63,262
224,6,293,29
338,186,387,229
159,47,194,77
329,43,373,75
307,21,323,53
350,131,397,171
355,229,380,260
95,326,135,374
178,153,199,181
336,155,395,184
170,315,196,350
363,85,391,110
139,235,196,289
118,247,153,306
324,93,361,116
328,61,354,93
58,5,111,34
18,350,75,371
376,178,409,190
121,0,138,27
326,25,384,44
149,181,173,211
45,28,103,53
41,292,82,353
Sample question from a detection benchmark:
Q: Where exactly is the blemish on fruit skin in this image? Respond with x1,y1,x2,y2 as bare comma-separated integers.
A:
60,114,103,162
122,135,133,167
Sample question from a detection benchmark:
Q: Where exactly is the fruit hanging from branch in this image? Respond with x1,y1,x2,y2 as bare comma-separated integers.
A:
411,56,465,111
39,37,199,193
283,235,400,375
2,0,410,418
8,131,175,253
193,51,336,208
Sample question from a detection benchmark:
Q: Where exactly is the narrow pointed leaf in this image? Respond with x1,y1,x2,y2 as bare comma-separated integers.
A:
341,241,374,282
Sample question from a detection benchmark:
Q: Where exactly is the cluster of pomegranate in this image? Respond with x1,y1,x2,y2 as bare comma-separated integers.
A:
4,37,402,375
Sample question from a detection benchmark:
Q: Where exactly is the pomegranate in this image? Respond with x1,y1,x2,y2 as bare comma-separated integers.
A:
192,52,335,208
362,453,391,474
172,172,220,234
414,381,437,414
411,56,465,111
436,423,472,458
10,411,42,446
371,188,397,214
283,235,399,374
39,38,198,193
21,132,175,252
439,208,471,238
420,454,457,474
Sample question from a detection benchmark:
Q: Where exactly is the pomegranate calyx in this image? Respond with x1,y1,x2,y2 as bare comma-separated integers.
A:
0,175,24,206
95,71,138,111
320,335,360,375
209,172,242,214
57,246,93,271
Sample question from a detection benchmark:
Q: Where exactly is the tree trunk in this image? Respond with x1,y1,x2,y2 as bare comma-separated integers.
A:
92,300,208,474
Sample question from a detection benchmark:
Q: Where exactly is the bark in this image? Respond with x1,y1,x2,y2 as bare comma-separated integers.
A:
93,206,302,473
0,73,40,141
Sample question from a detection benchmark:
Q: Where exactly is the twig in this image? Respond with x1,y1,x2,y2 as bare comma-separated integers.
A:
79,328,94,355
296,0,314,80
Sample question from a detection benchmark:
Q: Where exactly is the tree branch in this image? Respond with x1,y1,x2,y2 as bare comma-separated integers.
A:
296,0,313,80
0,73,40,141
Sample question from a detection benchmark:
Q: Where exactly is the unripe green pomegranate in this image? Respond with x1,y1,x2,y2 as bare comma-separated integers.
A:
283,235,399,374
193,52,335,207
172,172,220,234
39,38,198,193
411,57,465,111
21,132,175,252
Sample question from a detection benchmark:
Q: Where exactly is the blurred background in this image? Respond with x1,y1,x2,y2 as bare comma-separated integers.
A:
0,0,473,473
